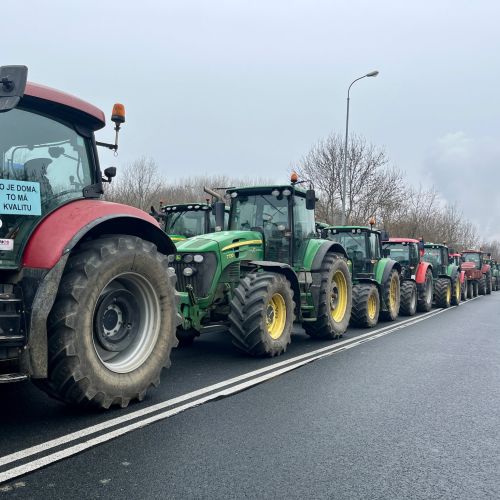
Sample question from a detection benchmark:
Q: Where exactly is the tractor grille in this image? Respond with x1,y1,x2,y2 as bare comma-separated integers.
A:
172,252,217,297
221,262,240,282
0,284,25,348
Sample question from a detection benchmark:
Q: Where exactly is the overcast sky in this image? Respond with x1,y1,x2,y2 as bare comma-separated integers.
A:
5,1,500,239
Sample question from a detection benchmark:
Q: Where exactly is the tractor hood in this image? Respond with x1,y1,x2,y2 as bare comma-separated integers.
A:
461,261,477,270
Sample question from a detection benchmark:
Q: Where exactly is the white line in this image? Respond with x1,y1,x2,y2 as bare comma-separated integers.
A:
0,303,465,483
0,310,441,469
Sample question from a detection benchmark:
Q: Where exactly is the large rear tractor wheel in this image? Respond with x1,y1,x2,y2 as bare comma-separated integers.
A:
434,278,451,308
40,236,179,410
380,269,401,321
478,276,486,295
485,272,492,295
473,281,479,297
417,269,433,312
228,272,295,357
451,275,461,306
303,253,352,339
350,284,380,328
461,278,468,301
399,280,417,316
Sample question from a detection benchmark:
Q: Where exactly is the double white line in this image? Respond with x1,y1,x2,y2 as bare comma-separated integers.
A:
0,299,477,484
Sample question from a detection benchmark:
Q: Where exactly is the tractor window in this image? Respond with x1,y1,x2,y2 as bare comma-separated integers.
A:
292,195,316,265
369,233,381,259
409,243,419,265
328,231,367,273
384,243,409,265
423,248,442,266
462,253,480,265
165,210,208,238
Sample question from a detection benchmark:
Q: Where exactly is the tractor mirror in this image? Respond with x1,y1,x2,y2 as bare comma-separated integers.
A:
382,248,390,258
214,201,225,231
102,166,117,183
305,189,316,210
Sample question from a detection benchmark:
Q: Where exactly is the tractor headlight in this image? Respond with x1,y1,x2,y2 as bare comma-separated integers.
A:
194,254,204,263
183,254,194,263
167,254,175,263
183,267,195,277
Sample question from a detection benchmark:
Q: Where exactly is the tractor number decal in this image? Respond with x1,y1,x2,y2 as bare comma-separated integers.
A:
225,252,235,260
0,180,42,216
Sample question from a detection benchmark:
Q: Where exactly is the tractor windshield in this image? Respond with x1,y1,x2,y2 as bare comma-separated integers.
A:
384,243,410,265
328,232,367,261
462,253,480,265
423,247,442,266
165,210,208,238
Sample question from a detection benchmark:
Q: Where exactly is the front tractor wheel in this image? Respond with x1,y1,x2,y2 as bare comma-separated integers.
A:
399,280,417,316
303,253,352,339
228,272,295,357
350,284,380,328
380,269,401,321
41,236,178,410
434,278,451,308
461,278,468,301
451,275,461,306
485,273,492,295
478,276,486,295
417,269,433,312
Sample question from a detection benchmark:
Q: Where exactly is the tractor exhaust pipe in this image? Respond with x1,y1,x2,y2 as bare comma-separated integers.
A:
203,186,223,201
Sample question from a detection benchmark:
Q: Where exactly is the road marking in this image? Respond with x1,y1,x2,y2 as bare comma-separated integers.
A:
0,298,480,483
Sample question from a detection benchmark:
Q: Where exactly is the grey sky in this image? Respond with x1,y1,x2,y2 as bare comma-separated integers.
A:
6,1,500,239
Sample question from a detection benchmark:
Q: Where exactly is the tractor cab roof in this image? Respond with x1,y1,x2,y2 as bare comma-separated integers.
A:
424,243,448,249
226,185,308,197
385,237,420,244
461,249,482,254
162,203,213,212
325,225,380,234
21,82,106,131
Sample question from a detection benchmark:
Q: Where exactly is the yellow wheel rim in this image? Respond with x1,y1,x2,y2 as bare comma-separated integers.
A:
446,284,451,303
455,280,460,301
266,293,286,339
330,271,348,323
367,292,377,319
389,275,398,313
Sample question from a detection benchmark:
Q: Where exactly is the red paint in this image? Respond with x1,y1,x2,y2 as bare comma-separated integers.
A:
386,237,420,244
25,82,105,128
415,261,431,284
22,200,160,269
459,270,465,284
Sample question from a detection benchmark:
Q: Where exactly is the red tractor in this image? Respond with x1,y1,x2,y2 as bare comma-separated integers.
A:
461,250,492,296
382,238,434,315
449,252,469,300
0,65,178,409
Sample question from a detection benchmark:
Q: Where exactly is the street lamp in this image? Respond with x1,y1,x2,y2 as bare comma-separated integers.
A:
341,70,379,225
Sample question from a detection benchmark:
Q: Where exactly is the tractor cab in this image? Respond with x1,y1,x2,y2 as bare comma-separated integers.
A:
461,250,483,269
228,184,317,266
449,253,462,268
322,226,382,278
382,238,421,280
422,243,450,277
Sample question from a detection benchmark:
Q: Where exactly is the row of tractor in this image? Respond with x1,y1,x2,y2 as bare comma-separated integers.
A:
0,66,496,410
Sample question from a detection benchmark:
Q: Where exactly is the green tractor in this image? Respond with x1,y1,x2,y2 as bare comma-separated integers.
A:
492,260,500,291
321,224,401,328
150,188,229,243
172,177,352,354
422,243,461,308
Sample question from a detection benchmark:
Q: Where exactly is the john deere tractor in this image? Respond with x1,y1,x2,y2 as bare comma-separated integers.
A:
172,178,352,355
492,260,500,291
382,238,434,315
422,243,461,308
321,225,401,327
151,188,229,243
0,65,178,409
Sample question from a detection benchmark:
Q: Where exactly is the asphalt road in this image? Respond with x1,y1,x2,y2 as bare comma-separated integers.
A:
1,294,499,499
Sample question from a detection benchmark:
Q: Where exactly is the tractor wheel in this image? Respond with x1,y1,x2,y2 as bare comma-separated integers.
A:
399,280,417,316
485,273,492,295
303,253,352,339
434,278,451,308
473,281,479,297
468,280,474,298
417,269,433,312
350,283,380,328
176,328,199,347
478,276,486,295
228,272,295,357
40,236,179,409
380,269,400,321
451,275,461,306
461,278,468,301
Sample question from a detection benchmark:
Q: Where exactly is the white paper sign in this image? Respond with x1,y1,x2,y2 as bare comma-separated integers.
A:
0,239,14,251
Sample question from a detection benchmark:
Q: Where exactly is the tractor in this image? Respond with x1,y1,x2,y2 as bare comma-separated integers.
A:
492,260,500,291
382,238,434,315
321,224,401,328
422,243,461,308
0,65,178,409
461,250,492,296
151,187,229,243
172,176,352,354
449,252,469,300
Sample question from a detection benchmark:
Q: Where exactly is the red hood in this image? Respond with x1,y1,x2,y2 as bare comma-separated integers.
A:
461,262,477,270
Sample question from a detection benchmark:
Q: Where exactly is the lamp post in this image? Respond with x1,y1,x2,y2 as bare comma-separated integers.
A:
341,70,379,225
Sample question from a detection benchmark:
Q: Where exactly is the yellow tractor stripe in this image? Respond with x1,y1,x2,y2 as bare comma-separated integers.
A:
221,240,262,252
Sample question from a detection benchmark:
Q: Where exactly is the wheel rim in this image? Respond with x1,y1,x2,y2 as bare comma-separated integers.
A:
330,271,348,323
446,283,451,303
389,275,399,313
367,291,377,319
455,280,460,301
266,293,286,339
92,272,161,374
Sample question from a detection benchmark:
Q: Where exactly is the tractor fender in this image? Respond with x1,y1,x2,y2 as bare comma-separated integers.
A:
375,258,402,287
446,264,459,280
481,263,491,274
249,261,301,317
459,270,466,284
22,199,176,269
415,261,432,284
310,241,348,272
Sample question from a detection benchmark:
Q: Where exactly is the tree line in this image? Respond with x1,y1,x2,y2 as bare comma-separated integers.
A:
104,133,495,258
